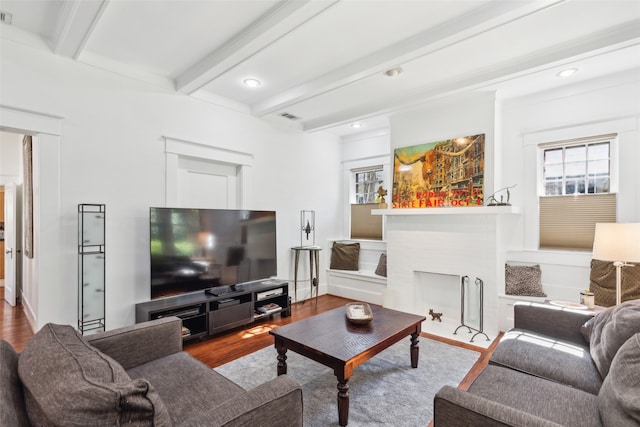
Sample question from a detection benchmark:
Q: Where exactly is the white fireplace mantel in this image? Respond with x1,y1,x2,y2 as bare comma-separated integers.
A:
381,205,520,348
372,206,520,216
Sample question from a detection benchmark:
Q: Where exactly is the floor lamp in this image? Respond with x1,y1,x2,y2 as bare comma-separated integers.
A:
592,223,640,305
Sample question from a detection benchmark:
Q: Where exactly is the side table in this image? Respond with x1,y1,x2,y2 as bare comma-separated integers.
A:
544,299,606,313
291,246,321,305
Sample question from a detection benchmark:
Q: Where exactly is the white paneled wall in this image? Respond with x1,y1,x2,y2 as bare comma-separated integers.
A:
1,39,342,330
383,212,518,347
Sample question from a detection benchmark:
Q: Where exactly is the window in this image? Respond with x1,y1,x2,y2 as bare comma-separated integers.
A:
539,135,617,250
542,141,610,195
354,168,384,204
350,166,384,240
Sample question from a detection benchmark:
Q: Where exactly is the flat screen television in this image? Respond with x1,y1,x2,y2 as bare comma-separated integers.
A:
150,207,277,299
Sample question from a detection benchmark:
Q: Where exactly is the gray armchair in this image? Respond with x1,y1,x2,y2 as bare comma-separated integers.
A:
2,316,303,426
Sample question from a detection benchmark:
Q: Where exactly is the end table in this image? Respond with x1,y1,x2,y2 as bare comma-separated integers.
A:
291,246,321,305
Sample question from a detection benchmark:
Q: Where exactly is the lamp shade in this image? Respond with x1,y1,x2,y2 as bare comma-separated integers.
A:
592,223,640,262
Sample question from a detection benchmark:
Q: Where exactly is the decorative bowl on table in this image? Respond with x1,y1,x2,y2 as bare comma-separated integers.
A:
345,302,374,324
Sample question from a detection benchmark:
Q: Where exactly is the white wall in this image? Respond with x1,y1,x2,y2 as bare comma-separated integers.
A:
500,70,640,290
340,129,391,239
390,91,497,194
342,129,390,163
361,74,640,338
0,131,22,184
384,92,504,342
0,38,342,330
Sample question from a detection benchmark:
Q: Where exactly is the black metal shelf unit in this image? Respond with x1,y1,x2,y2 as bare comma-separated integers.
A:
78,204,106,334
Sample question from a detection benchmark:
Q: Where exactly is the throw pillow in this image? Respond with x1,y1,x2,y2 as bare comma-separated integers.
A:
598,333,640,425
330,242,360,270
590,259,640,307
375,253,387,277
505,264,547,297
587,299,640,378
18,323,172,427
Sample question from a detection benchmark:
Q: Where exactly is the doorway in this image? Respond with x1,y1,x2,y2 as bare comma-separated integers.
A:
0,105,63,330
0,131,25,305
1,186,4,287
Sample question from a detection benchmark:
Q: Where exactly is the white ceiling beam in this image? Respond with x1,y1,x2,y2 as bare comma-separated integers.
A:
176,0,340,94
52,0,109,59
302,22,640,133
251,0,566,117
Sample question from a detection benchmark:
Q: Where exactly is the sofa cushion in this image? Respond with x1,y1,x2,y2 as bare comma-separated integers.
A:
490,329,602,394
505,264,547,297
468,365,602,427
18,323,172,426
585,299,640,378
127,352,244,424
330,241,360,270
0,340,30,427
598,333,640,426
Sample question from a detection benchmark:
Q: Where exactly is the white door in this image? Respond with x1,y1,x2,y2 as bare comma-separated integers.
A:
3,183,18,306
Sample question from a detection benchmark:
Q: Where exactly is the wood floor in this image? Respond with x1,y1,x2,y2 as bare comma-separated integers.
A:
0,288,498,424
0,288,33,353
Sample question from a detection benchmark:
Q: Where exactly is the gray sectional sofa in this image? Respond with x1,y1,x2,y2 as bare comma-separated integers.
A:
1,316,303,426
434,299,640,427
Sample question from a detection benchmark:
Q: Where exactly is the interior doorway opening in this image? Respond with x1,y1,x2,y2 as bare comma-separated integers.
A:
1,186,4,289
0,131,26,305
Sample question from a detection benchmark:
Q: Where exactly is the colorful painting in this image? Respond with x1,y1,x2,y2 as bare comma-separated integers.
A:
392,134,485,208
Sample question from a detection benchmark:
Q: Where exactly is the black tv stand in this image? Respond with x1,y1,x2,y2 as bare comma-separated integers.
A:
135,280,290,342
205,284,239,297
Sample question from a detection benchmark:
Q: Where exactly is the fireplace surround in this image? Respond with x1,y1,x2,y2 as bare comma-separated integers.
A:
375,207,520,346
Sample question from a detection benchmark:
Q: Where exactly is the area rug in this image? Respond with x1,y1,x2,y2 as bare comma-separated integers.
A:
215,337,480,426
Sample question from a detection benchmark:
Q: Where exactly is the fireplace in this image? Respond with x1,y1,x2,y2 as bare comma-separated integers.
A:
414,271,459,317
379,209,519,347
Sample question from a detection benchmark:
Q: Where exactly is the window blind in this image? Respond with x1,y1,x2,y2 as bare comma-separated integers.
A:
350,203,383,240
539,193,616,250
538,133,616,149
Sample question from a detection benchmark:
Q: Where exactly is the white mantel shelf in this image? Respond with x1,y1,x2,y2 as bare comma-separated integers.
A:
371,206,520,216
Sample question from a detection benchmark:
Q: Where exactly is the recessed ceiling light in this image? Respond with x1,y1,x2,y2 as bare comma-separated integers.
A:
350,122,363,129
384,67,403,77
556,68,578,78
243,78,261,88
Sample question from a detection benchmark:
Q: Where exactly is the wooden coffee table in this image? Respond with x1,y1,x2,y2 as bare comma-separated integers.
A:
269,304,426,426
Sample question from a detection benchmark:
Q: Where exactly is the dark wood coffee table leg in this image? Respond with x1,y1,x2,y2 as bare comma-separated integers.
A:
410,330,420,368
337,374,350,426
275,338,288,375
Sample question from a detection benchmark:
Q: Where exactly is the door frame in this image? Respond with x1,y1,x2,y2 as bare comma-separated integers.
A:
0,105,63,330
3,182,19,306
163,136,254,208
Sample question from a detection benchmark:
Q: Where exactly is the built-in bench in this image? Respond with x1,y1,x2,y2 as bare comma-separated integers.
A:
326,239,387,305
498,284,587,331
498,253,592,331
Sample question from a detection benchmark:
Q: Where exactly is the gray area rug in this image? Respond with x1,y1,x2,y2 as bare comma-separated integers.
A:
215,337,480,426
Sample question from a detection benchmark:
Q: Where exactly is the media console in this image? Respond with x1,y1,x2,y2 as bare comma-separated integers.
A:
135,280,290,342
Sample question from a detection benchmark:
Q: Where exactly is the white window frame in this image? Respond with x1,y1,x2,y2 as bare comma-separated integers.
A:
537,134,618,197
522,118,633,252
537,133,619,251
342,155,390,240
352,165,384,204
